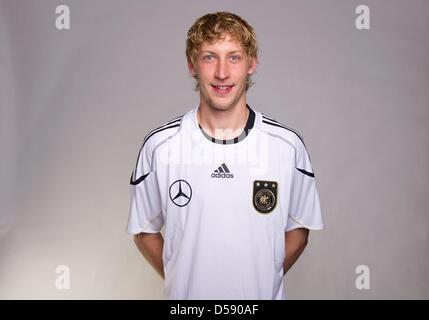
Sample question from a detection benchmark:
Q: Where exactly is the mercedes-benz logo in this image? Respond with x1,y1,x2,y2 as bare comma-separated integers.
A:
169,179,192,207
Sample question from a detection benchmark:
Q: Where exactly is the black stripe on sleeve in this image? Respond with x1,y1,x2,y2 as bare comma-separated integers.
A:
262,118,305,146
262,118,312,164
130,171,151,185
296,167,315,178
132,122,181,181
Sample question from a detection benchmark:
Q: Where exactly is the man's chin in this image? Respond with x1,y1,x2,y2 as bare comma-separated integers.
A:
200,87,243,111
206,93,240,109
208,100,235,111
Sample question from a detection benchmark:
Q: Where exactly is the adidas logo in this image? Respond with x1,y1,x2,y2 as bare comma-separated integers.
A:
211,163,234,179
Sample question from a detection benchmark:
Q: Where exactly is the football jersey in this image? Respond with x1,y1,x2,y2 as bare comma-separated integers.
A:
127,104,324,300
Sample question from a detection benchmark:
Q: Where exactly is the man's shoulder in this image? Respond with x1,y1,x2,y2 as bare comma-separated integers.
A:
259,112,305,148
140,112,186,151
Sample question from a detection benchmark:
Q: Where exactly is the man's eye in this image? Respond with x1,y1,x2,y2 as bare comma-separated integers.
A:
230,55,241,62
203,55,215,61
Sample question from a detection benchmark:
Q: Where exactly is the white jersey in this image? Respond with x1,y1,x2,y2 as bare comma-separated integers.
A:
127,104,324,300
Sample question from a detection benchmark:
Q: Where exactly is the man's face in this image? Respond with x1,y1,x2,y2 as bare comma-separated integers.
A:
188,34,258,111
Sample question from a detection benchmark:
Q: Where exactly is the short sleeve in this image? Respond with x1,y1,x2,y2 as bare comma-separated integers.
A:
126,142,163,234
287,137,325,230
285,215,306,232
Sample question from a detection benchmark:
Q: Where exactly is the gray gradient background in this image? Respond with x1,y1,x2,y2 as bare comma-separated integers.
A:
1,0,428,299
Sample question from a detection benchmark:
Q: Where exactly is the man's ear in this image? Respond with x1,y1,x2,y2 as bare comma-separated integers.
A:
247,56,258,76
188,59,197,76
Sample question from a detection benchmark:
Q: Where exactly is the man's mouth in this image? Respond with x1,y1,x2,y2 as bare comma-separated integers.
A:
211,84,234,95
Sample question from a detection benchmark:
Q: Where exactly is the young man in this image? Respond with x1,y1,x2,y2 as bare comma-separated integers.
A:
127,12,324,300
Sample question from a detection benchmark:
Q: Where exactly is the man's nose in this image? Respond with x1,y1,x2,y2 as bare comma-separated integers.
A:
215,60,230,80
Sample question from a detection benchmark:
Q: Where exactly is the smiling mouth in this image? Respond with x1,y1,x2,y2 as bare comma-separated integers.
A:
211,84,234,95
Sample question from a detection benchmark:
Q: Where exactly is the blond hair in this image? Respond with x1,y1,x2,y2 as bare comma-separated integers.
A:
186,12,259,90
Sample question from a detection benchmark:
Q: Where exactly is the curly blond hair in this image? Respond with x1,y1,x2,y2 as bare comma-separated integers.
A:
186,12,259,91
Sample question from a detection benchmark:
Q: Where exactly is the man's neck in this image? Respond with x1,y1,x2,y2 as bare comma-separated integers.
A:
197,101,249,141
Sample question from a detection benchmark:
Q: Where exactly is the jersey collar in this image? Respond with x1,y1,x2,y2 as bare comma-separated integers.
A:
195,104,256,145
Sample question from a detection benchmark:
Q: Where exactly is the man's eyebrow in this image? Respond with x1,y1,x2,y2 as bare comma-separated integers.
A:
200,50,244,55
228,50,244,54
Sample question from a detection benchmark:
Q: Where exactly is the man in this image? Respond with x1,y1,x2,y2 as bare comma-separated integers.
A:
127,11,324,299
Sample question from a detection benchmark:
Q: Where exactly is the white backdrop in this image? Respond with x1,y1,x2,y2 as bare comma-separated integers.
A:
0,0,428,299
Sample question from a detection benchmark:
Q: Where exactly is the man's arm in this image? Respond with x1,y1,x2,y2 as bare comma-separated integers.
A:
133,232,165,279
283,228,309,274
